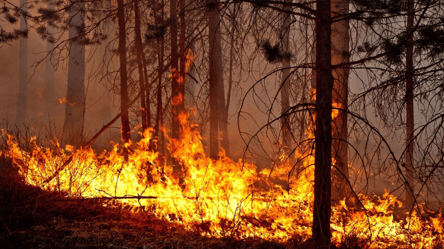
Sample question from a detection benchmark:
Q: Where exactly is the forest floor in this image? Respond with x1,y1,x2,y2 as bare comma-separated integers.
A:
0,157,302,249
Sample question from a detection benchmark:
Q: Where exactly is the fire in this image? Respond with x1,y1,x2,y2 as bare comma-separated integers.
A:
3,57,443,247
3,111,443,247
58,96,67,104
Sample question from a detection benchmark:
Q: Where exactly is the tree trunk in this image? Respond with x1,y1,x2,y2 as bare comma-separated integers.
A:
142,50,152,129
63,0,86,146
154,3,165,155
170,0,184,183
179,0,186,112
117,0,131,143
208,0,224,159
134,0,147,131
43,0,56,123
224,6,238,158
331,0,351,203
170,0,180,140
281,0,291,151
312,0,333,246
16,0,28,125
405,0,415,212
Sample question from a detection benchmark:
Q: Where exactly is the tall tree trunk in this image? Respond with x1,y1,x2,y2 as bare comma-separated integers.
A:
405,0,415,211
179,0,186,112
99,0,113,129
154,2,165,155
155,6,166,177
281,0,291,150
134,0,147,131
331,0,351,203
312,0,333,246
43,0,56,123
208,0,225,159
117,0,131,143
170,0,183,183
63,0,86,146
170,0,180,140
16,0,28,125
224,6,238,158
142,51,152,129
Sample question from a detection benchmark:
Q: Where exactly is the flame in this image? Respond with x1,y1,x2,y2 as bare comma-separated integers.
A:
4,109,443,247
58,97,67,105
185,49,196,72
3,62,443,247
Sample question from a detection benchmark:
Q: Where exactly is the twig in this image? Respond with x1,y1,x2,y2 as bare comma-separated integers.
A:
43,63,171,185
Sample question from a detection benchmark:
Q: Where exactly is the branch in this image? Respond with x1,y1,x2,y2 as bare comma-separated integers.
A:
43,61,172,185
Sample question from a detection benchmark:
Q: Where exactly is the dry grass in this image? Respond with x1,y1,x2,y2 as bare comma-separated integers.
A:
0,159,292,249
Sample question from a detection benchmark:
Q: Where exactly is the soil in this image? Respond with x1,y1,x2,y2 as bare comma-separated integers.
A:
0,157,293,249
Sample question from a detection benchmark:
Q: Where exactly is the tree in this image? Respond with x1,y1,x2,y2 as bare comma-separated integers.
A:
404,0,415,212
280,0,291,151
171,0,180,142
63,0,86,146
16,0,28,125
42,0,56,123
208,0,225,159
331,0,351,202
312,0,333,245
134,0,148,131
117,0,131,143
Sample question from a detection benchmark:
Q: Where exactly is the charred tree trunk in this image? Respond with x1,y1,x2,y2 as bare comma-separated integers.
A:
208,0,225,159
281,0,291,150
63,0,86,146
331,0,351,203
16,0,28,125
134,0,147,131
312,0,333,246
405,0,415,211
117,0,131,143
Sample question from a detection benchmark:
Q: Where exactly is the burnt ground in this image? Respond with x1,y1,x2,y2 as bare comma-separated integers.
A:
0,157,297,249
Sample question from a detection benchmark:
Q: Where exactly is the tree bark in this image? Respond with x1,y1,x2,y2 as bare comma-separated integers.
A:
405,0,415,211
170,0,180,140
63,0,86,146
117,0,131,143
208,0,225,159
16,0,28,125
281,0,291,151
179,0,186,112
331,0,351,203
154,3,165,155
312,0,333,246
134,0,147,131
43,0,56,123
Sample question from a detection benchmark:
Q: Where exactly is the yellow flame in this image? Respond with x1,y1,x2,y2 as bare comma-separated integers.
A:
4,109,442,247
3,71,443,248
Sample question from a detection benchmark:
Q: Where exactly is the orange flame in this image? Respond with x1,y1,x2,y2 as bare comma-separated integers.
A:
3,72,443,248
58,97,67,105
3,110,443,247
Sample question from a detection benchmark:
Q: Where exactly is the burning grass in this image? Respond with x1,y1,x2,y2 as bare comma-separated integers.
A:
0,161,289,248
1,114,444,248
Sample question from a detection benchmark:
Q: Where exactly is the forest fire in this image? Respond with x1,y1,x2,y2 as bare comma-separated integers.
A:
3,112,443,248
4,0,444,248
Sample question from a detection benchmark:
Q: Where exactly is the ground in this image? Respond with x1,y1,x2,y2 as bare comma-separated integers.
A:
0,157,295,249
